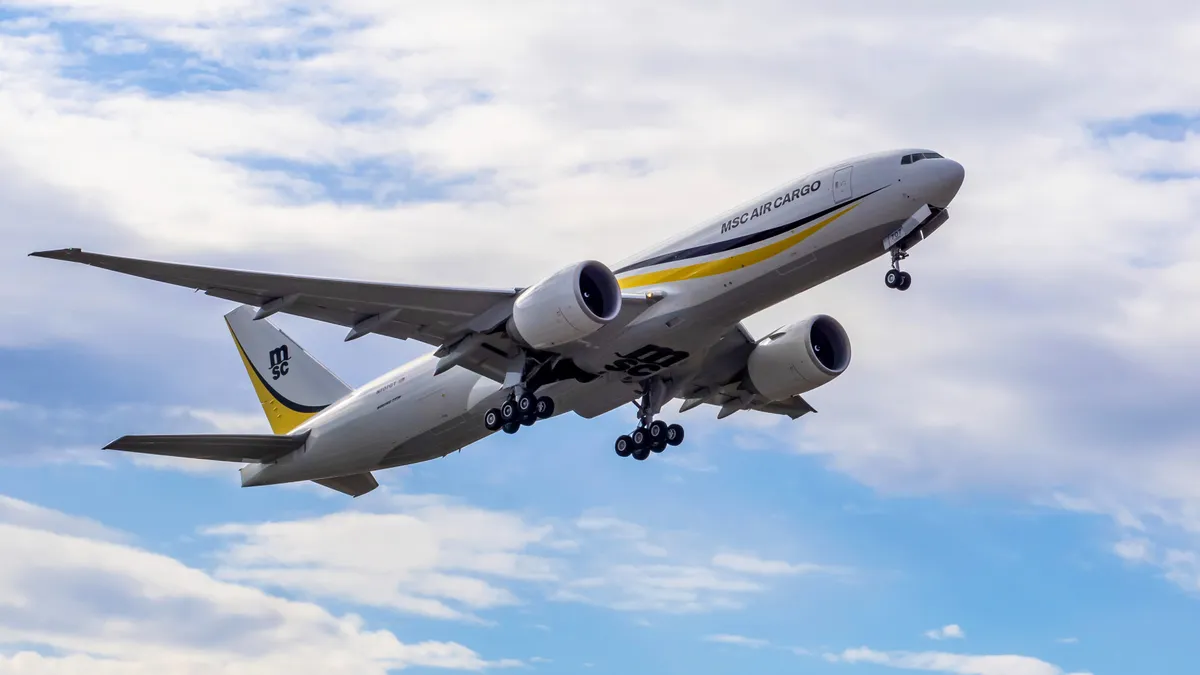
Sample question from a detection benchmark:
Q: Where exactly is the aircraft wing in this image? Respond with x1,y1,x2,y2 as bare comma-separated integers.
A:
678,323,817,420
31,248,656,383
31,248,516,344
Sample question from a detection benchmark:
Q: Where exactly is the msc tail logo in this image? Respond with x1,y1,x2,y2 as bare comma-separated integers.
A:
604,344,689,382
268,345,290,380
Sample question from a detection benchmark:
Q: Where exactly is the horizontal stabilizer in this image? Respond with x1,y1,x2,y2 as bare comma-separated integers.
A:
105,432,309,464
313,472,379,498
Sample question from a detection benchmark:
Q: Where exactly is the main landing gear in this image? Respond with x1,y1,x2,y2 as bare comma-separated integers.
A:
483,392,555,435
614,379,686,461
884,248,912,291
614,420,684,461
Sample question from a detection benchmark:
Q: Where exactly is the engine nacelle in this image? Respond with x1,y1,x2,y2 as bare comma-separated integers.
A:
746,314,852,400
507,260,623,349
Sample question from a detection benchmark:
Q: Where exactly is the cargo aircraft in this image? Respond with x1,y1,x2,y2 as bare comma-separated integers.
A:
31,149,964,497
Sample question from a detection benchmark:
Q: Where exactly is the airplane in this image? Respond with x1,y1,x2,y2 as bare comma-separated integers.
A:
30,148,965,498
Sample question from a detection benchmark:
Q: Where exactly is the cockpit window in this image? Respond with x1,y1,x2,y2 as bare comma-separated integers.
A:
901,152,944,164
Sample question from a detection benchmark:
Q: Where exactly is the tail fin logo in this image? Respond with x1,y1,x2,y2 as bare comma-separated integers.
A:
268,345,291,380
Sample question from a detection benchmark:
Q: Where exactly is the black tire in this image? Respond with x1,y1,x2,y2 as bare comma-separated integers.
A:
631,427,647,448
885,269,901,288
484,408,503,431
666,424,684,446
517,393,536,415
648,420,668,442
500,399,518,422
632,447,651,461
521,412,537,426
502,422,520,434
535,396,555,419
897,272,912,291
650,441,665,454
615,435,633,457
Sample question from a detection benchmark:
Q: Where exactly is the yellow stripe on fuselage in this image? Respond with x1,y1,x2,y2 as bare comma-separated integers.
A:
226,324,319,435
617,202,861,290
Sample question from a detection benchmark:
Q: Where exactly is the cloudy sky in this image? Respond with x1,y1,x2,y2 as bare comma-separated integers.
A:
2,1,1199,673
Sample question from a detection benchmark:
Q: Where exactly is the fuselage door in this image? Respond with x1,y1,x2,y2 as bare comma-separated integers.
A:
832,166,853,203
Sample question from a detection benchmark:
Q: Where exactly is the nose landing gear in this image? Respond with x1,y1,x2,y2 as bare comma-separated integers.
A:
885,248,912,291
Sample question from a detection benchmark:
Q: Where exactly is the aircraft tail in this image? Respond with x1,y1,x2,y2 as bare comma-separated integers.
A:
224,305,352,434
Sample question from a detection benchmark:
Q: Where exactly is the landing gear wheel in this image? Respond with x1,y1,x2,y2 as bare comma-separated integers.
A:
632,447,651,461
521,413,537,427
500,399,518,423
665,424,685,446
517,393,536,416
484,408,503,431
885,269,901,288
648,420,668,444
502,422,520,434
615,435,633,457
630,427,648,449
650,441,666,454
896,272,912,291
535,396,555,420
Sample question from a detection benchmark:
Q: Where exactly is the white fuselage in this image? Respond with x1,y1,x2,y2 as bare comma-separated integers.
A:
241,148,965,488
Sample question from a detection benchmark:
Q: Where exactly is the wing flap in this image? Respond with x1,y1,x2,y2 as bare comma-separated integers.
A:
312,473,379,498
104,432,309,464
751,395,817,419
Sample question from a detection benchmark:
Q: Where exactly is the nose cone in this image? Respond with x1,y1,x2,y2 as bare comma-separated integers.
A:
925,159,965,208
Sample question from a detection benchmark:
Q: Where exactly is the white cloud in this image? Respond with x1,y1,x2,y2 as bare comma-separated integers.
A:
832,647,1092,675
711,552,838,577
206,495,559,622
205,494,827,620
0,493,516,673
924,625,965,640
0,494,127,543
704,634,769,649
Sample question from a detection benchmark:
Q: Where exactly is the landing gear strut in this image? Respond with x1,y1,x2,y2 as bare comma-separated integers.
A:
614,380,685,461
885,248,912,291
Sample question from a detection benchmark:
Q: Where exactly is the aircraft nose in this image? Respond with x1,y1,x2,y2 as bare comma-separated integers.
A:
925,159,965,208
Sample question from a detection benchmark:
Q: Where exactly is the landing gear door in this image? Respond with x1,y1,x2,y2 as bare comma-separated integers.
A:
832,166,853,203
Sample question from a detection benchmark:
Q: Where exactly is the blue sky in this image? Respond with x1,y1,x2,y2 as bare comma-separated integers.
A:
2,3,1200,674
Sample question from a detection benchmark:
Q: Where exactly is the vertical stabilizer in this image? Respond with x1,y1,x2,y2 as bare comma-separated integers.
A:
224,305,351,434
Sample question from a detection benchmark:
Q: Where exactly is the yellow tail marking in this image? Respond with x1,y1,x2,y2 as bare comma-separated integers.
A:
226,324,318,435
617,203,861,290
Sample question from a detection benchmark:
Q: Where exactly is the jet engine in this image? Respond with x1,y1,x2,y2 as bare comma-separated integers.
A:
507,260,623,349
746,314,852,401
